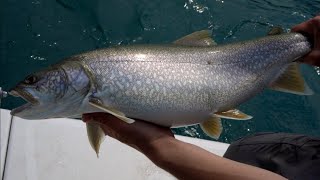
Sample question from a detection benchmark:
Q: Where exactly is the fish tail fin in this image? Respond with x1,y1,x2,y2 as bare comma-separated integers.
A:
269,63,313,95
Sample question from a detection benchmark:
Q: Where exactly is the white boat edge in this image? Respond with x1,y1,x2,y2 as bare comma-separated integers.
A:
1,108,229,180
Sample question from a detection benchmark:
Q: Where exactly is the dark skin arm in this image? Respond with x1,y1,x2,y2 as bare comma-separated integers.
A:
291,15,320,67
83,113,286,180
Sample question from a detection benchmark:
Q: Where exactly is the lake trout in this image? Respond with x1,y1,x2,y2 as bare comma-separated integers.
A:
10,30,313,156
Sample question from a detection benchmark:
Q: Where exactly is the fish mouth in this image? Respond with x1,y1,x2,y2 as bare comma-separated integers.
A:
10,88,39,115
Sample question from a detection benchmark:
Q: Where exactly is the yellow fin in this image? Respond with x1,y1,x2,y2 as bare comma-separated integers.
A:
173,30,217,46
86,122,105,158
200,117,222,139
89,97,135,124
270,63,313,95
214,109,252,120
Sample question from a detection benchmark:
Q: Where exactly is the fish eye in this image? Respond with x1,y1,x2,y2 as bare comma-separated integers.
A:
24,75,38,84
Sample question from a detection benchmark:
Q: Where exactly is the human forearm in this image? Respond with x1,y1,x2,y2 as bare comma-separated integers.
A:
141,137,287,180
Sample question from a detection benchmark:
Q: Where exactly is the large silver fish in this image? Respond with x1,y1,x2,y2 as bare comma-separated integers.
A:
10,30,313,156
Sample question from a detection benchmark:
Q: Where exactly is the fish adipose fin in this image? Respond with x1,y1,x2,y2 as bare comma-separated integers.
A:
200,116,222,139
267,26,284,36
86,122,105,158
173,30,217,46
269,63,313,95
214,109,252,120
88,97,135,124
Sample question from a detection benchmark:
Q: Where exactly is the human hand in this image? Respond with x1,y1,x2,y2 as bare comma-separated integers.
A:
291,15,320,67
83,113,286,180
82,113,174,154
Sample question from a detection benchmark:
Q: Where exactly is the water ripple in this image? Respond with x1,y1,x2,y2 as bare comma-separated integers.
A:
223,18,274,40
184,0,209,14
55,0,79,10
316,67,320,76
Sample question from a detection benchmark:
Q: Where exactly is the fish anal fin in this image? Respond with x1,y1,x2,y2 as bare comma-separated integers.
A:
214,109,252,120
270,63,313,95
200,117,222,139
173,30,217,46
86,122,105,158
88,97,135,124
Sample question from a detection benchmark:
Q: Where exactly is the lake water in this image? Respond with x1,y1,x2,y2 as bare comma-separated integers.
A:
1,0,319,143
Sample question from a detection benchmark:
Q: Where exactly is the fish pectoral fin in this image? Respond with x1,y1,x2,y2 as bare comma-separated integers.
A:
173,30,217,46
214,109,253,120
86,122,105,158
269,63,313,95
88,97,135,124
200,117,222,139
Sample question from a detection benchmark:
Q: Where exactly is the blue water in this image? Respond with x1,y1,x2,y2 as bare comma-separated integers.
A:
1,0,319,143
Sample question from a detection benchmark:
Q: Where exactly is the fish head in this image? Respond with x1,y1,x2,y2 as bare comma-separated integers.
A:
10,61,91,119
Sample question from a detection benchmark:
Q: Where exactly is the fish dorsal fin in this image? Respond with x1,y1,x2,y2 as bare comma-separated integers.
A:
269,63,313,95
86,122,105,157
267,26,284,36
89,97,135,124
214,109,252,120
173,30,217,46
200,116,222,139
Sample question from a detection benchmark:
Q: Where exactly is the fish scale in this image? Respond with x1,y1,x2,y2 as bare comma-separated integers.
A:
86,61,213,125
50,33,310,127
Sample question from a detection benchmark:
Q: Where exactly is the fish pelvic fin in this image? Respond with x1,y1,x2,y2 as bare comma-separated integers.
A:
88,97,135,124
173,30,217,46
200,116,222,139
269,63,313,95
214,109,252,120
86,122,105,158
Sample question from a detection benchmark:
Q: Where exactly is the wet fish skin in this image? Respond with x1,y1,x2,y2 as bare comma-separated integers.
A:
75,33,311,126
10,33,311,127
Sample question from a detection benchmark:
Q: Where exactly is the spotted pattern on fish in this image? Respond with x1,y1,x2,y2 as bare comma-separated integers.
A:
58,33,311,126
10,33,311,126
